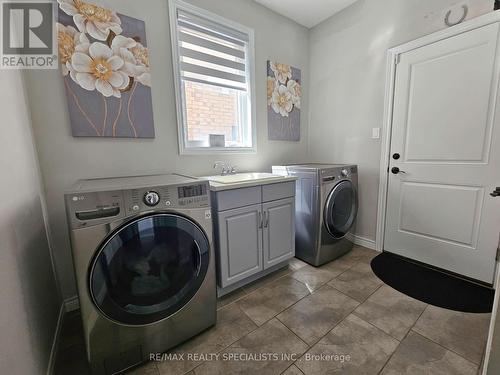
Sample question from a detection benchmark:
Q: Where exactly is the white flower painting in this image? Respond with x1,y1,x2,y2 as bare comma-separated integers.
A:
58,0,155,138
267,60,301,141
58,0,122,41
71,42,130,97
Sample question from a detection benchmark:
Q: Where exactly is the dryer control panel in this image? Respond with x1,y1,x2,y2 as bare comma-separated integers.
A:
321,165,358,183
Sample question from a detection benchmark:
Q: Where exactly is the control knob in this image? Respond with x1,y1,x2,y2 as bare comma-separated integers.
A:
341,169,349,177
144,191,160,206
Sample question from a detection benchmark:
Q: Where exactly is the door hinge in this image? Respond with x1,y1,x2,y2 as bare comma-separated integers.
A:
395,54,401,65
496,247,500,261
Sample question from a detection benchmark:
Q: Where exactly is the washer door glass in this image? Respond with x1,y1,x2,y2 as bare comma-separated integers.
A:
89,213,209,325
324,180,358,239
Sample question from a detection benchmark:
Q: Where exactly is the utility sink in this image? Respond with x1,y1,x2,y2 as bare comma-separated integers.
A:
205,172,282,184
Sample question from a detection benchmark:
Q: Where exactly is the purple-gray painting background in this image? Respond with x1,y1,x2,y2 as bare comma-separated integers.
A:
59,9,155,138
267,63,300,142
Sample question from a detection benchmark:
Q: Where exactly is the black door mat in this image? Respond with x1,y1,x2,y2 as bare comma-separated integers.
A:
371,252,494,313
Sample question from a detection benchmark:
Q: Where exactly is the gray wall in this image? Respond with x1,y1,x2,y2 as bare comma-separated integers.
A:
307,0,493,242
0,70,60,374
24,0,310,300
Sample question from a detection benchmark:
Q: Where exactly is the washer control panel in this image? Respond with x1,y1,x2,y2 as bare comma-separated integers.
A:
65,179,211,229
124,182,210,215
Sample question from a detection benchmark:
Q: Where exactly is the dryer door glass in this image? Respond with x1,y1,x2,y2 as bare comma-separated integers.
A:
324,180,358,239
89,213,210,325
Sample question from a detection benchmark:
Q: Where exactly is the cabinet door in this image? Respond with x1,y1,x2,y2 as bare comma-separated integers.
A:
263,197,295,269
217,204,263,287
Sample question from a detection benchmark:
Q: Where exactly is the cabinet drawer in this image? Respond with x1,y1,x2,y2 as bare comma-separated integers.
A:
214,186,261,211
262,181,295,202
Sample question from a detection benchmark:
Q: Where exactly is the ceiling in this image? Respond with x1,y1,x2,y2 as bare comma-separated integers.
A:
253,0,358,28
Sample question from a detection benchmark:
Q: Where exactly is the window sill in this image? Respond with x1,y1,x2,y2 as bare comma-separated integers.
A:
179,146,257,155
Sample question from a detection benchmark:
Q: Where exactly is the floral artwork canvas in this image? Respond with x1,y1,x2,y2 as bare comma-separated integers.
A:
267,61,301,141
57,0,154,137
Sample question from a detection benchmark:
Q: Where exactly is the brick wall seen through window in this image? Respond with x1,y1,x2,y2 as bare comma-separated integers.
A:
184,81,241,144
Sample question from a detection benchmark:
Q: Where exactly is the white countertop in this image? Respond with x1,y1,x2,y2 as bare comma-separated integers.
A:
200,174,297,192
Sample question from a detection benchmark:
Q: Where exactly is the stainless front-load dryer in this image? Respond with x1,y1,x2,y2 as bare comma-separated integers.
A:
272,164,358,266
65,174,216,374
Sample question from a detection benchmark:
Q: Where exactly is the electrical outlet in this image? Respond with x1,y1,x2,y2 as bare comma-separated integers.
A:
372,127,380,139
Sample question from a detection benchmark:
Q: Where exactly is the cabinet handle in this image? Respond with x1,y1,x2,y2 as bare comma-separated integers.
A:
258,211,263,228
264,211,269,228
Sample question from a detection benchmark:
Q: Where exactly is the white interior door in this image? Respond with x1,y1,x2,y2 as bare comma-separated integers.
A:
384,22,500,284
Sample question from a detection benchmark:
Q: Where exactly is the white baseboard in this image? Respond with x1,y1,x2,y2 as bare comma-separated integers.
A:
46,303,65,375
353,234,377,251
64,295,80,312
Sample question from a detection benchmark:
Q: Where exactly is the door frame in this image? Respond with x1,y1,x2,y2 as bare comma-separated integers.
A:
375,10,500,252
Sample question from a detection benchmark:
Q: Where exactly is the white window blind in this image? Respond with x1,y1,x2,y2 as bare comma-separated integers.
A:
169,0,255,153
176,9,250,92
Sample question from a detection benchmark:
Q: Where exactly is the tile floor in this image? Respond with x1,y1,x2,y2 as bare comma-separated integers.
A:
54,246,491,375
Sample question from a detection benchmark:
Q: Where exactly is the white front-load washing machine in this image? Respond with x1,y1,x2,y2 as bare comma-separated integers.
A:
272,164,358,266
65,174,216,374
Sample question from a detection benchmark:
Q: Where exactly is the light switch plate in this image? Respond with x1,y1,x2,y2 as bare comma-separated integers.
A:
372,127,380,139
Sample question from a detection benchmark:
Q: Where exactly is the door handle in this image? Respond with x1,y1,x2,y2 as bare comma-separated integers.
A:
491,187,500,197
258,212,263,228
391,167,407,174
263,211,269,228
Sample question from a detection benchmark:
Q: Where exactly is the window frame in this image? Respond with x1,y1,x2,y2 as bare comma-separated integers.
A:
168,0,257,155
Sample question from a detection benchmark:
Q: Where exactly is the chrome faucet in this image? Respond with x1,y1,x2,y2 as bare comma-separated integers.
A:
213,161,237,175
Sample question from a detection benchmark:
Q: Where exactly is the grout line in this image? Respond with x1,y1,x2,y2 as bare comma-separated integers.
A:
281,363,305,375
159,301,269,374
274,317,310,351
191,259,371,374
241,273,290,296
171,307,264,375
410,330,481,367
175,256,378,374
376,305,428,374
227,273,314,328
216,288,248,310
408,304,475,362
328,277,384,305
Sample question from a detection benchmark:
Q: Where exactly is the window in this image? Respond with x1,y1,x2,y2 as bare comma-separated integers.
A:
169,0,256,153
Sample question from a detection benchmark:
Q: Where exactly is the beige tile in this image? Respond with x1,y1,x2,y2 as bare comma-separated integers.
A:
381,331,477,375
315,245,378,277
288,258,309,272
349,246,379,262
194,318,308,375
327,262,383,302
277,285,359,345
242,267,291,293
157,303,257,375
217,288,247,310
290,264,338,292
323,246,378,269
237,276,310,326
319,256,357,276
354,285,427,340
412,305,490,365
296,314,399,374
281,364,304,375
126,361,160,375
